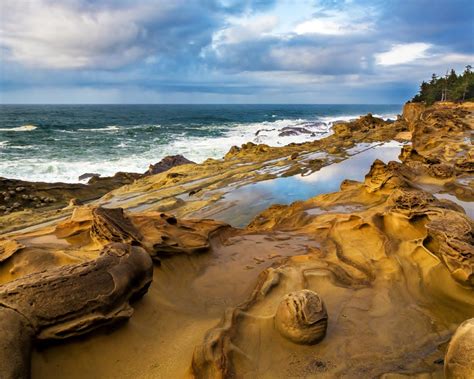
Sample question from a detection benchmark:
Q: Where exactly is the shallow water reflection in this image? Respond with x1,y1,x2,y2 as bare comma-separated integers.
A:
202,142,403,227
434,193,474,219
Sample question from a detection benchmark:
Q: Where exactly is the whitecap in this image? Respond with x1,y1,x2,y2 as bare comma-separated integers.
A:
78,125,120,132
373,113,399,121
128,124,161,130
0,125,37,132
153,118,332,164
9,145,38,150
0,110,401,183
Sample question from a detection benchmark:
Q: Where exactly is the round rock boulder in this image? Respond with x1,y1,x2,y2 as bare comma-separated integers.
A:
274,289,328,345
445,318,474,378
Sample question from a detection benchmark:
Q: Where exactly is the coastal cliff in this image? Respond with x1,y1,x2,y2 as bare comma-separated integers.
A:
0,102,472,378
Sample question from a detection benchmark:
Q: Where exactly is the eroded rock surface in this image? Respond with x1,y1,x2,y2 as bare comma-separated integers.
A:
445,318,474,378
144,155,195,176
0,102,472,378
0,243,153,378
274,290,328,344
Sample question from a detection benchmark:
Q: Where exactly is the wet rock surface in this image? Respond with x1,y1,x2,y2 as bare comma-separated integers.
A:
144,154,195,176
0,102,472,378
0,155,196,233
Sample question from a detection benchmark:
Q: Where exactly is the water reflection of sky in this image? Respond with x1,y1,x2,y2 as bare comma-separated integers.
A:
208,143,403,227
434,193,474,219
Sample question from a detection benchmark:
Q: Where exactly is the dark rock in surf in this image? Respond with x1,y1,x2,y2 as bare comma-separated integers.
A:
144,155,195,177
78,173,101,181
278,127,313,137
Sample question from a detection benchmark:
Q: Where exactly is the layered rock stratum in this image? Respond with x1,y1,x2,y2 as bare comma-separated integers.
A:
0,102,472,378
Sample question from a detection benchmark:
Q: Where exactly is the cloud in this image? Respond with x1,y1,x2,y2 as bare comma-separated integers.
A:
0,0,472,104
0,0,273,69
1,1,154,68
293,4,375,36
294,18,372,36
375,43,432,66
212,14,278,46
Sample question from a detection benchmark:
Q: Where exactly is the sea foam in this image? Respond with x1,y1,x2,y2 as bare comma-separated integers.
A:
0,107,402,183
78,125,120,132
0,125,37,132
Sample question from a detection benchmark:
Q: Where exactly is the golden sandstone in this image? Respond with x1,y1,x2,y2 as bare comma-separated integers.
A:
0,102,472,378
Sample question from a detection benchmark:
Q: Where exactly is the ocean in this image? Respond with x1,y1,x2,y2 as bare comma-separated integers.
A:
0,104,402,183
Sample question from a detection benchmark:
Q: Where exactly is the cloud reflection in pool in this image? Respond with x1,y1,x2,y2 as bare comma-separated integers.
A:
203,142,404,227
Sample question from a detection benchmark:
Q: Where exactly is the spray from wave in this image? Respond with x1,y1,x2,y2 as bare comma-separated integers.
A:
0,105,402,183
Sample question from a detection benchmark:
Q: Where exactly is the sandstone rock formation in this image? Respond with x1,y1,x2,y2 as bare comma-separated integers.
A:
0,155,195,234
445,318,474,378
0,243,153,379
274,290,328,344
0,102,472,378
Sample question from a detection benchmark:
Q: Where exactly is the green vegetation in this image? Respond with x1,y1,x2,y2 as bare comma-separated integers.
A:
411,65,474,104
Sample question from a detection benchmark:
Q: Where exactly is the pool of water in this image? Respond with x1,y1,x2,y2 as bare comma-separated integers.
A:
198,142,404,227
434,193,474,219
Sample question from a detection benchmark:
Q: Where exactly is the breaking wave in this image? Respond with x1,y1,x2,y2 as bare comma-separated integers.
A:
0,125,37,132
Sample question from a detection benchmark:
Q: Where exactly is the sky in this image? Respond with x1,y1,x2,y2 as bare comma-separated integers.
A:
0,0,473,104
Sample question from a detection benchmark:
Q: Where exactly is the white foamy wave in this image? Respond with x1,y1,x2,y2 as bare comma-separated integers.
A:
0,125,37,132
319,112,399,125
9,145,38,150
78,125,120,132
373,113,399,121
0,118,331,182
128,124,161,130
157,118,332,164
0,111,401,183
0,141,8,148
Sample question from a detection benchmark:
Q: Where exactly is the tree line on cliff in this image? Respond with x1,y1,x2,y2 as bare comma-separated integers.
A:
411,65,474,104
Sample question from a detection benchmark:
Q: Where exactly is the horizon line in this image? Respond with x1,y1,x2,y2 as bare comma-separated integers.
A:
0,102,405,106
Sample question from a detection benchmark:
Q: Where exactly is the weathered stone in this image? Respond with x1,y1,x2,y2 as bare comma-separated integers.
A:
445,318,474,378
144,155,195,177
0,242,153,378
274,290,328,345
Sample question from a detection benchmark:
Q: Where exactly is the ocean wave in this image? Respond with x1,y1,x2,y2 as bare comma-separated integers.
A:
373,113,399,121
78,125,120,132
157,118,332,164
9,145,39,150
0,118,330,182
319,112,398,124
0,125,37,132
0,110,401,183
0,141,8,148
128,124,162,130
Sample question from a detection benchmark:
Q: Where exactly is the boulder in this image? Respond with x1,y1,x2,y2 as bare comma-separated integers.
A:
274,290,328,344
144,155,195,176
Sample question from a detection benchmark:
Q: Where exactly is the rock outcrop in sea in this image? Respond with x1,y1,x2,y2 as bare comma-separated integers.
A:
0,101,472,378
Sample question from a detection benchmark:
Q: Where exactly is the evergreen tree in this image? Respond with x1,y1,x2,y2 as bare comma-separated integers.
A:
411,66,474,104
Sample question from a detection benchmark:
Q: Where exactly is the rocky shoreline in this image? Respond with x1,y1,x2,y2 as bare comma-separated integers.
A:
0,102,473,378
